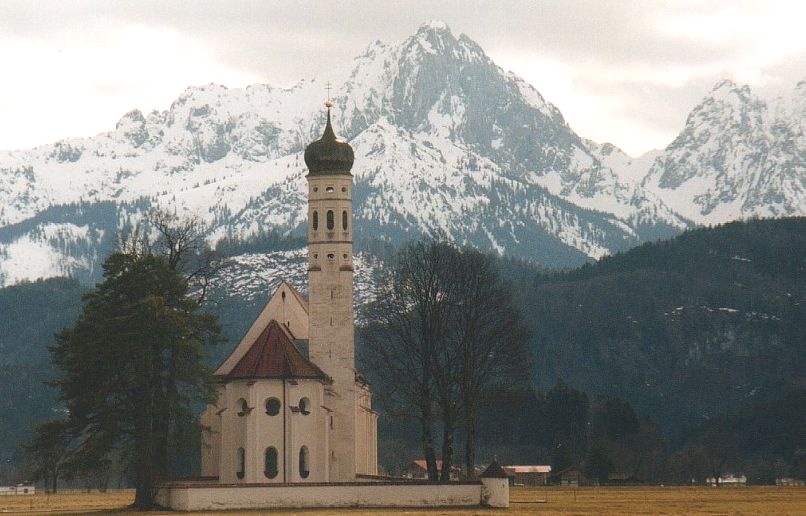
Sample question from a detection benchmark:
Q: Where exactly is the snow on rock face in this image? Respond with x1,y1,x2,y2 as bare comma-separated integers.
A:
1,23,802,288
641,80,806,224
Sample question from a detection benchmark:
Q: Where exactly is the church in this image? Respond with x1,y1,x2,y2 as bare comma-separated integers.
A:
199,102,378,483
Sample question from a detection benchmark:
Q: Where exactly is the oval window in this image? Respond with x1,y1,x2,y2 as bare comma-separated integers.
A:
312,211,318,231
326,210,334,230
341,186,347,193
299,446,310,479
299,397,311,415
264,447,278,479
342,210,348,230
265,397,281,416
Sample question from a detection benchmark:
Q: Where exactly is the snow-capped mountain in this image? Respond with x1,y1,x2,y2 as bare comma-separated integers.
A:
1,21,801,288
640,80,806,224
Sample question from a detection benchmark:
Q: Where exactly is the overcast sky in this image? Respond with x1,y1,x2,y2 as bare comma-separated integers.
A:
1,0,804,156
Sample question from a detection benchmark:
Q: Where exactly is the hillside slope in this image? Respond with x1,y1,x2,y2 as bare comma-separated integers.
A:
520,217,806,430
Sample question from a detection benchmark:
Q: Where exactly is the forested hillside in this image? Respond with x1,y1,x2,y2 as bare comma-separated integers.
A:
0,278,84,479
519,217,806,431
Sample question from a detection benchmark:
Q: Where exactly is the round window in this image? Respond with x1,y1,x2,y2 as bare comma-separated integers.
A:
265,397,281,416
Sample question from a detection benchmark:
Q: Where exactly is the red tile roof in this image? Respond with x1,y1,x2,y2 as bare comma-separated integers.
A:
224,320,328,381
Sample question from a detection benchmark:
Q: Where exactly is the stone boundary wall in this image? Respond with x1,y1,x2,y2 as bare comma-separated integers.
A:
155,481,487,511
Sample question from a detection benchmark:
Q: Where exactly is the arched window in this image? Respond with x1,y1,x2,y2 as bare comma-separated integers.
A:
299,397,311,415
264,447,278,479
236,447,245,479
326,210,334,230
237,398,250,416
265,397,281,416
325,186,334,192
312,211,318,231
342,210,348,230
299,446,310,479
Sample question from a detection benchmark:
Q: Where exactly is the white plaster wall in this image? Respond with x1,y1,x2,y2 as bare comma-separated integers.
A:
219,382,249,482
215,379,329,484
200,403,221,477
284,379,329,482
308,174,357,481
481,477,510,508
156,483,484,511
355,383,378,475
251,381,286,482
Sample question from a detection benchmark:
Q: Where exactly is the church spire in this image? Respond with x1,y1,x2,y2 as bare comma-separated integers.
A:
304,93,354,175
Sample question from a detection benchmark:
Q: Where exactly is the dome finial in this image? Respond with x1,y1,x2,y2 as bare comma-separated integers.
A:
325,81,333,108
322,81,335,140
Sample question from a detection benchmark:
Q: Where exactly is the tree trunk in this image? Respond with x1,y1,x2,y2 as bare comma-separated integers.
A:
50,470,58,494
420,397,438,481
418,373,439,481
133,424,156,507
133,361,156,509
439,409,455,483
464,406,476,479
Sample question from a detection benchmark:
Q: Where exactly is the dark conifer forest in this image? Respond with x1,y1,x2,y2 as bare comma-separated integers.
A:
1,217,804,484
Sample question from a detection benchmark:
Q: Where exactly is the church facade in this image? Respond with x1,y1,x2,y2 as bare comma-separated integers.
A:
200,105,378,483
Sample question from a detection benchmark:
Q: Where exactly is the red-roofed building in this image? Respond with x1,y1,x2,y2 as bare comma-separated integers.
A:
405,460,461,480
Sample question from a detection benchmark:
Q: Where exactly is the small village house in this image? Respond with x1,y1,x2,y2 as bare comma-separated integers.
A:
404,460,461,480
503,465,551,486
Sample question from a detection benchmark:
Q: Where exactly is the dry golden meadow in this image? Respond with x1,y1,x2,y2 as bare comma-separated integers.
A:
2,486,806,515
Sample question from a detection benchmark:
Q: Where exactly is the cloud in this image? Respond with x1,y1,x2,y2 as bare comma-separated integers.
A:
0,0,804,153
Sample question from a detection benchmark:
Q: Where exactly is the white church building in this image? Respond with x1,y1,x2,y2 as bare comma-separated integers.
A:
156,105,508,511
199,103,378,484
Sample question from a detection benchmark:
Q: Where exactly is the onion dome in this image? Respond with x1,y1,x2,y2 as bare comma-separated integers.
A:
304,103,354,175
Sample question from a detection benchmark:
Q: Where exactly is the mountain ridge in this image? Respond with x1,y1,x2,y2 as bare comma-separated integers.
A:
0,22,802,287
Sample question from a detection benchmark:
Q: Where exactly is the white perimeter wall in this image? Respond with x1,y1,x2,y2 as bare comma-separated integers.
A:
156,482,484,511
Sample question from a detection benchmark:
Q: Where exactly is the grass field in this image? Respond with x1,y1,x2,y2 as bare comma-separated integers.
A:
2,486,806,515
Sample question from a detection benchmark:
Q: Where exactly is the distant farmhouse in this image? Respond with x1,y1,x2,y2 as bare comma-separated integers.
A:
706,474,747,486
503,465,551,486
405,460,461,481
0,483,34,496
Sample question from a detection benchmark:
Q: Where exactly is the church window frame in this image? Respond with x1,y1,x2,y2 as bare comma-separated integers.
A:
326,210,334,230
299,446,310,479
264,447,279,479
299,397,311,415
236,447,245,480
237,398,250,417
342,210,348,230
325,185,335,193
265,397,281,416
312,210,318,231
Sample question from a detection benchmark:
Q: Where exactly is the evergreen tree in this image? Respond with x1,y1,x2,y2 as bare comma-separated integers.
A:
45,252,221,508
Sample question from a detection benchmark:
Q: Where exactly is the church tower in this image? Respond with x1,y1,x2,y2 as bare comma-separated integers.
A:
303,102,356,481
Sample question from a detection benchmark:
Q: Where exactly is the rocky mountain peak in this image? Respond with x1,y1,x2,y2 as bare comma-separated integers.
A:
0,22,803,289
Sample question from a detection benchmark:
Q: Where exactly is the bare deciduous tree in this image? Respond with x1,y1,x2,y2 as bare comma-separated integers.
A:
447,249,531,478
362,239,531,481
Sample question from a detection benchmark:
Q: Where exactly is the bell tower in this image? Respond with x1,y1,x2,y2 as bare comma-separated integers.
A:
303,101,356,481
